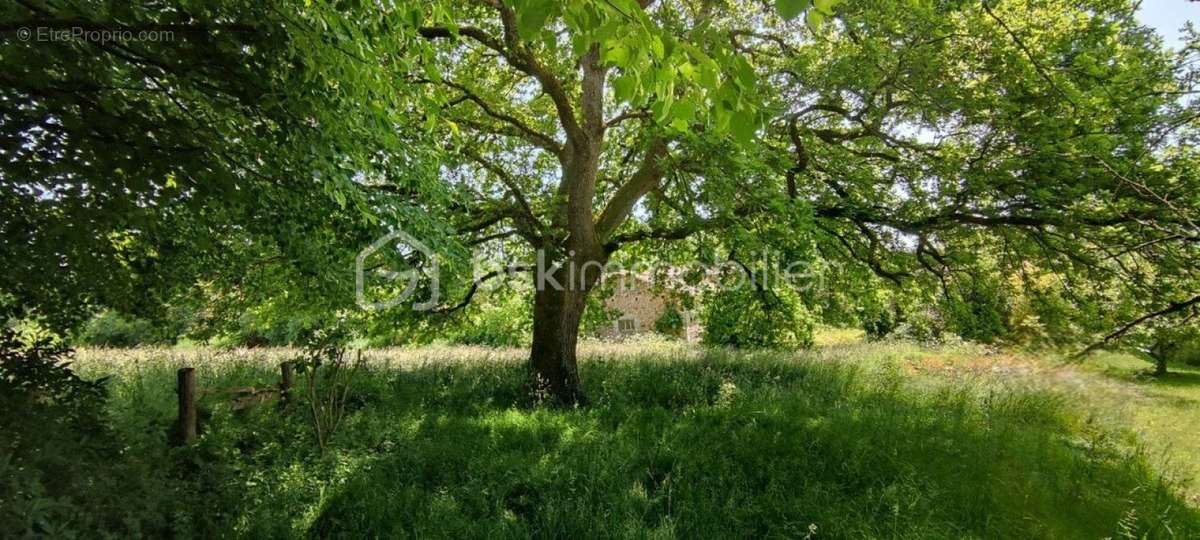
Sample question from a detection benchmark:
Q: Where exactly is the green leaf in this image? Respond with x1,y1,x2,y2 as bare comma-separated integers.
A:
650,36,665,61
612,72,638,103
733,56,757,90
670,100,696,124
515,0,558,38
813,0,839,14
775,0,810,21
806,9,826,32
677,61,696,81
604,44,631,66
652,94,675,123
730,113,757,144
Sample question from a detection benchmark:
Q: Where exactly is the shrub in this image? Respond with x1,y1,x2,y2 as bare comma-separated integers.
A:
1182,342,1200,367
890,307,947,344
581,282,621,335
447,291,532,347
653,303,685,337
1170,326,1200,367
863,304,901,341
296,328,363,453
75,310,165,347
0,331,108,435
702,286,814,349
0,330,180,537
942,273,1011,343
860,293,946,344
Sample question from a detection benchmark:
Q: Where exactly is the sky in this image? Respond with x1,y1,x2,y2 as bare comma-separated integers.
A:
1137,0,1198,49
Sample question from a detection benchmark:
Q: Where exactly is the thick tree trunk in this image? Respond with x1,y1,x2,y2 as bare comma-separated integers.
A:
525,61,612,405
1153,354,1169,377
527,248,606,406
1150,338,1170,377
529,285,589,405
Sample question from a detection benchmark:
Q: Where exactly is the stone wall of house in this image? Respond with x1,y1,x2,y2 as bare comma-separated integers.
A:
595,273,705,342
603,275,669,335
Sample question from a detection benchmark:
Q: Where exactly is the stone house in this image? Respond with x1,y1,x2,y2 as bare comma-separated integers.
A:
597,271,703,341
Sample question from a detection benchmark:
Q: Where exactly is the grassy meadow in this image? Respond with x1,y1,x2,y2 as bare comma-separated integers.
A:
6,334,1188,538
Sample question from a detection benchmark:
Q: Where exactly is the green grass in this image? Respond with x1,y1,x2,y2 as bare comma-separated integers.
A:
1061,352,1200,506
39,341,1196,538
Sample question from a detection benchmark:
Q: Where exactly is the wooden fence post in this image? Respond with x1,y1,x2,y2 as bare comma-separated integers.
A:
176,367,197,445
280,361,295,403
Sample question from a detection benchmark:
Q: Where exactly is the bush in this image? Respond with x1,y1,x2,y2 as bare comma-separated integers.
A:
942,273,1011,343
1183,344,1200,367
862,304,901,341
447,291,532,347
0,330,182,537
653,303,685,337
860,294,947,344
702,286,814,349
862,273,1010,345
891,307,948,344
0,331,108,434
75,310,165,347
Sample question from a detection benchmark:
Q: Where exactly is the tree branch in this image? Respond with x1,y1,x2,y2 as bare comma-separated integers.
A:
1076,294,1200,357
421,1,585,144
419,77,563,155
431,264,532,314
460,147,547,244
604,205,756,251
605,109,651,129
595,138,669,240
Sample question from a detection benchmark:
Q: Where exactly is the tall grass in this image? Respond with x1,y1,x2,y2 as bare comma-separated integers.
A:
58,342,1199,538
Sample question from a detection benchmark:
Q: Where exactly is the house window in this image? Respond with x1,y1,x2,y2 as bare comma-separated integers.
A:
617,317,636,333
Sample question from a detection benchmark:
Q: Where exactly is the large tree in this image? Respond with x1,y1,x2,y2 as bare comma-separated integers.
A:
391,0,1199,403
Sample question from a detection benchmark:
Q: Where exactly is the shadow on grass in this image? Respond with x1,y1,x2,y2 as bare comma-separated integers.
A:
301,353,1199,539
1090,352,1200,388
1095,361,1200,404
1151,369,1200,389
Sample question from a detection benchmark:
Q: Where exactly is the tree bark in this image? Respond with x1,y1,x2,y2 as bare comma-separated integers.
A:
529,286,588,405
527,253,605,406
1150,337,1171,377
522,45,620,406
